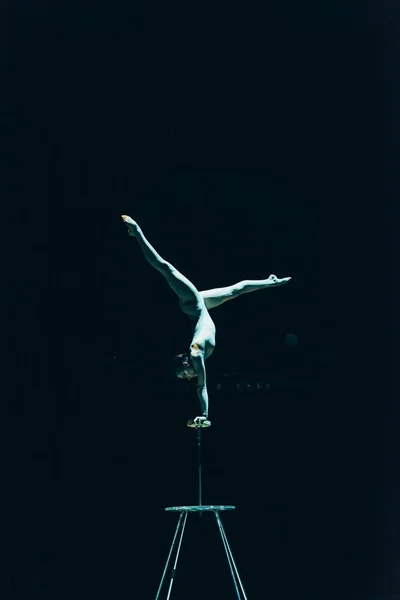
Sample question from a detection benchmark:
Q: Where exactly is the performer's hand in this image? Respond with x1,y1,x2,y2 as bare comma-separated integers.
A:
186,416,211,428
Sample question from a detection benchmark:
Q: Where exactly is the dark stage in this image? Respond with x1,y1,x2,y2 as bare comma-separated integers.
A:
4,1,392,598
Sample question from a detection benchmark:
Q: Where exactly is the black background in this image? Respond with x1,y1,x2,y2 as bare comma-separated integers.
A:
3,1,394,598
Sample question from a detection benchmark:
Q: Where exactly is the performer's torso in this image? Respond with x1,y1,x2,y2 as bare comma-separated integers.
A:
193,310,216,359
180,300,216,360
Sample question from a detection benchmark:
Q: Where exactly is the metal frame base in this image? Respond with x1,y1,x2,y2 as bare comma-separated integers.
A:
155,505,248,600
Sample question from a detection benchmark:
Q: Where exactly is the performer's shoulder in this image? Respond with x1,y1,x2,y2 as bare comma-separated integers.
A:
190,341,204,357
190,338,215,359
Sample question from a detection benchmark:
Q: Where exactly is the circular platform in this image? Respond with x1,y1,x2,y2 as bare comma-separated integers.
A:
165,505,235,513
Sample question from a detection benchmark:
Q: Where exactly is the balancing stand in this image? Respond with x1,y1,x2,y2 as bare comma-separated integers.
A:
154,420,248,600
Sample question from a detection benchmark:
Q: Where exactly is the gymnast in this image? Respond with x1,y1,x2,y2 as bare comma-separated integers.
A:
121,215,291,427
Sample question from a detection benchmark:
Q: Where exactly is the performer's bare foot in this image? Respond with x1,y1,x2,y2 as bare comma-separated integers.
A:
187,416,211,428
266,274,292,287
121,215,139,237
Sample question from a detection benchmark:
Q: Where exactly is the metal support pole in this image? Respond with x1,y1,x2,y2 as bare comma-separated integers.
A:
197,426,202,508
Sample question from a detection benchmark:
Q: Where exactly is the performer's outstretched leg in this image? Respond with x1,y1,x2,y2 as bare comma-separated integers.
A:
121,215,201,310
200,275,291,310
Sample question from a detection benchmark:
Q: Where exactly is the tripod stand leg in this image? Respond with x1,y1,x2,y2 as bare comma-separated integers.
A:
215,511,248,600
155,511,188,600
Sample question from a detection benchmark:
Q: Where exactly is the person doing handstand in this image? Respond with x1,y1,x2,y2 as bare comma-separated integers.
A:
121,215,291,427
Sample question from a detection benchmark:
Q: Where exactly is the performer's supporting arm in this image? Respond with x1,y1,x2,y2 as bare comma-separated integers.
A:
190,345,209,420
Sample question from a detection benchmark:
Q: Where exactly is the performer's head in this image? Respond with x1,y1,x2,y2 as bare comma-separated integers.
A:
172,353,197,380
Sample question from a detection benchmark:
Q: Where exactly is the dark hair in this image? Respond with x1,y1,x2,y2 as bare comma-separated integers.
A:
172,353,193,378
